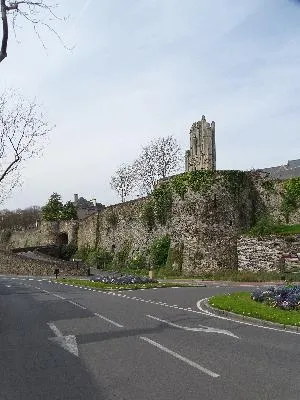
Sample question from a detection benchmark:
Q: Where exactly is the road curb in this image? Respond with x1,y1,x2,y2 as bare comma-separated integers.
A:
201,299,300,332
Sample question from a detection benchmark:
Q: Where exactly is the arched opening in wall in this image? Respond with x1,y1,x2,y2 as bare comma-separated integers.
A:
56,232,68,246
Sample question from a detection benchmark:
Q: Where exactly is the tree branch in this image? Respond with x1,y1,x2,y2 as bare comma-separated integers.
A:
0,0,8,62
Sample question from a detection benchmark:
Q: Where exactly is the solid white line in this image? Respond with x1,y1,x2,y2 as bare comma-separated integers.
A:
68,300,86,309
140,336,219,378
48,322,63,338
53,293,66,300
196,299,300,336
94,313,124,328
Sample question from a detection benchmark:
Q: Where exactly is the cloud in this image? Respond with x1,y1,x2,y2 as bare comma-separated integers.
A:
1,0,300,209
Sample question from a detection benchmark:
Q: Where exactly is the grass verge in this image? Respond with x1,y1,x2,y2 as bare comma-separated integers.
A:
91,269,286,282
56,278,201,291
208,292,300,327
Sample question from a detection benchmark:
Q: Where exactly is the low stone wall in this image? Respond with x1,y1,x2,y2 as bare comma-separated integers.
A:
238,235,300,272
0,250,87,276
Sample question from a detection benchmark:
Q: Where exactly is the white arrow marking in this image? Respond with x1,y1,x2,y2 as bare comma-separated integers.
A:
47,322,79,357
146,314,239,339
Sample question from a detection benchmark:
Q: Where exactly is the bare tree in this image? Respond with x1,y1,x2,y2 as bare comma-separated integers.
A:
1,0,64,63
0,89,53,202
110,164,136,202
134,135,182,195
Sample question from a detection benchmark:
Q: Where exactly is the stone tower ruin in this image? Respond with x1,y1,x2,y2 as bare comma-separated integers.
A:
185,115,216,171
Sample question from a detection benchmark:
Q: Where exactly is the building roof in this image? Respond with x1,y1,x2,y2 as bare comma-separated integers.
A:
262,159,300,180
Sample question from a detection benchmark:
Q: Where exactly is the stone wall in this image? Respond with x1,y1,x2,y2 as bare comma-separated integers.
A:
1,220,79,250
253,173,300,224
77,172,259,275
1,171,300,277
238,234,300,272
0,250,87,276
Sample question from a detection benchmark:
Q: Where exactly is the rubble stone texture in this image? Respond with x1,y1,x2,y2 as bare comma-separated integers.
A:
185,115,216,171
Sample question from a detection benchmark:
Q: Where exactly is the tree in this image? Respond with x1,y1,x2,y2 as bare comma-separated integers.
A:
0,89,52,202
134,135,182,195
0,205,41,230
61,200,77,220
281,178,300,223
1,0,63,63
110,164,136,202
41,192,63,221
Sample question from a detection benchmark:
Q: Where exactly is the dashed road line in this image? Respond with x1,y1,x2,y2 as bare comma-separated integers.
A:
53,293,66,300
94,313,124,328
68,300,87,310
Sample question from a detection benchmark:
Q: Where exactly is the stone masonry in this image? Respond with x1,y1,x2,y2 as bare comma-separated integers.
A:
185,115,216,171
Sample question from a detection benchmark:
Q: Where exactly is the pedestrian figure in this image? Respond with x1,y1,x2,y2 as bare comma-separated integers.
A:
54,268,59,279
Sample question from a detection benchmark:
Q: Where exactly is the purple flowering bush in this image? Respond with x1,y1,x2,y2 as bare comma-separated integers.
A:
251,285,300,310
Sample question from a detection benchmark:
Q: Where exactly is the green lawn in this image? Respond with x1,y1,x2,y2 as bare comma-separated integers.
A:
56,278,201,291
274,224,300,235
208,292,300,327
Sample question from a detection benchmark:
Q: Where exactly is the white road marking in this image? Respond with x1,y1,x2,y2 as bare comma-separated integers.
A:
140,336,219,378
5,285,11,288
52,294,66,300
68,300,87,310
94,313,124,328
146,314,239,338
47,322,78,357
197,299,300,336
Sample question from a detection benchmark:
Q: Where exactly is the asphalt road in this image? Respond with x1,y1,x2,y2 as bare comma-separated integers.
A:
0,276,299,400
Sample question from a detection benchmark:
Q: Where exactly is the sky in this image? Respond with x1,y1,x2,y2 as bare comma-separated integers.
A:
1,0,300,210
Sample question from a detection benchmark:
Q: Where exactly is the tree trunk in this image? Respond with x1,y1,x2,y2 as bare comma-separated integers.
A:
0,0,8,63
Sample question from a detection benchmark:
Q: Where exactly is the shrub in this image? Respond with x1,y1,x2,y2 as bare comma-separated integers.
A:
251,285,300,310
149,235,171,268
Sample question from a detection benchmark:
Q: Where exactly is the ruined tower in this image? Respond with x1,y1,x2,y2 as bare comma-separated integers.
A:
185,115,216,171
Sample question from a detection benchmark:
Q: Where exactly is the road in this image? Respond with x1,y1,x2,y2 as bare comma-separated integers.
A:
0,276,299,400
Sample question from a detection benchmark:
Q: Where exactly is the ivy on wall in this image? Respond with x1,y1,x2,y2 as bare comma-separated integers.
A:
152,183,173,225
140,200,156,231
281,177,300,223
105,209,119,228
222,170,249,197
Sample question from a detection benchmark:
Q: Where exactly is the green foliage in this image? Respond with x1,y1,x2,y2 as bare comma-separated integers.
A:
105,210,119,228
114,241,131,267
261,179,276,192
171,171,218,198
281,178,300,223
149,235,171,268
223,170,248,197
128,253,148,270
248,214,279,236
188,170,217,192
42,193,77,221
42,192,64,221
74,246,113,268
57,278,196,291
0,228,12,244
61,201,77,220
141,200,156,231
208,292,300,327
60,243,77,260
165,242,184,273
152,183,173,225
171,173,189,198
